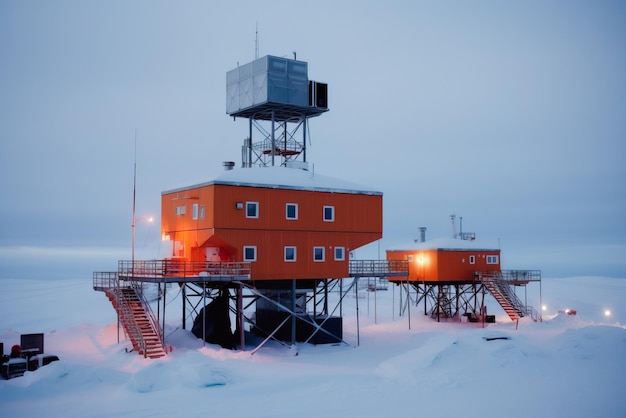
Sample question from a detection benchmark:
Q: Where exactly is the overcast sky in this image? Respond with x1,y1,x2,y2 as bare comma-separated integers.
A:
1,0,625,278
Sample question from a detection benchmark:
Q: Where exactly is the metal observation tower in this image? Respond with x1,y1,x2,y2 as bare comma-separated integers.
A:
226,54,328,168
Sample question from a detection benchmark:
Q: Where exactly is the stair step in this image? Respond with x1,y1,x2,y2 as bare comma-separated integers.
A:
101,288,166,359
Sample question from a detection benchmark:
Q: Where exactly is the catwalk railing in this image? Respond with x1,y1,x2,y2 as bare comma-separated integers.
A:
349,260,409,278
499,269,541,284
109,259,405,281
117,260,251,281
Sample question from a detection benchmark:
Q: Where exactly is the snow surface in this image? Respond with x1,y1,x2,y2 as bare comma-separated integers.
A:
162,165,383,196
1,276,625,417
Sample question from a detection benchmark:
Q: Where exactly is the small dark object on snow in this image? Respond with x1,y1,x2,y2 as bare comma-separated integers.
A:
191,293,236,349
483,336,510,341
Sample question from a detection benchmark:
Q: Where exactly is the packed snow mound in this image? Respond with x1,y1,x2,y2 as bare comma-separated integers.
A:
1,277,625,417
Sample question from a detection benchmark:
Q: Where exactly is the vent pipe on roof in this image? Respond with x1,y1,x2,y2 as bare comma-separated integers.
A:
223,161,235,171
450,214,457,239
419,227,427,243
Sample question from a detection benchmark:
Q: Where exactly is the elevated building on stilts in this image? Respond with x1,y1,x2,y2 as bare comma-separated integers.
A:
92,54,541,358
93,54,408,356
386,219,541,325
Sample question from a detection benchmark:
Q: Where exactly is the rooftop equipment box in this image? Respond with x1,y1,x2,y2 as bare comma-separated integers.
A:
226,55,310,115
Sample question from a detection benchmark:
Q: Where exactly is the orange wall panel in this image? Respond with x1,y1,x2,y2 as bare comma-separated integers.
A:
161,182,382,281
387,248,501,282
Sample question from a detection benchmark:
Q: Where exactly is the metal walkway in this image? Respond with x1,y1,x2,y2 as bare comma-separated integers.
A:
94,259,409,356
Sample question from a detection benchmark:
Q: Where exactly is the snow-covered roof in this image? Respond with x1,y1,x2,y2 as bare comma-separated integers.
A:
388,237,500,252
162,166,382,196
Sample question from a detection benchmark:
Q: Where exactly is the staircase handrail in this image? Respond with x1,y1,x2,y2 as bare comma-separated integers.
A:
128,279,164,349
522,305,542,322
476,271,536,320
116,286,148,357
493,275,526,314
119,274,164,355
94,271,161,357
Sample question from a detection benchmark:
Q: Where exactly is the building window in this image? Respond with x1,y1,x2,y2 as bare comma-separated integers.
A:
313,246,325,262
487,255,499,264
243,246,257,262
323,206,334,222
284,246,297,262
286,203,298,220
199,205,205,219
176,205,186,215
192,203,199,220
246,202,259,218
469,255,475,264
334,247,345,261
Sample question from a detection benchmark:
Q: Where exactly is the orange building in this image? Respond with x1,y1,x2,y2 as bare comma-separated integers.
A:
161,165,382,286
386,237,501,283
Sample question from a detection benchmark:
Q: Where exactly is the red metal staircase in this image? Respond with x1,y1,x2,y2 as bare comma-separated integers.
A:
94,273,166,358
478,271,540,322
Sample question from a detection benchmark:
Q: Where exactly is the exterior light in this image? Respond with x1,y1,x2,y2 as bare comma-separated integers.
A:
132,214,155,274
542,305,547,311
604,309,611,317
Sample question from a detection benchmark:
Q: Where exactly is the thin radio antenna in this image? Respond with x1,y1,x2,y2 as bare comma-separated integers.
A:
132,129,137,265
255,22,259,59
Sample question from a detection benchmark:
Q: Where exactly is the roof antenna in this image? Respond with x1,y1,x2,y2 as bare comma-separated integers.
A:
255,22,259,59
450,214,457,239
293,51,297,60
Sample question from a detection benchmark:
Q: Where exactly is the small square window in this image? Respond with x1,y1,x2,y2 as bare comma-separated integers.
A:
313,246,325,262
243,246,257,262
199,205,205,219
284,246,297,262
176,205,186,215
323,206,334,222
486,255,499,265
192,203,199,220
334,247,345,261
246,202,259,218
469,255,475,264
286,203,298,220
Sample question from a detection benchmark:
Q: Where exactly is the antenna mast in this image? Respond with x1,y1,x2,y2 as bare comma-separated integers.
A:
132,130,137,267
255,22,259,59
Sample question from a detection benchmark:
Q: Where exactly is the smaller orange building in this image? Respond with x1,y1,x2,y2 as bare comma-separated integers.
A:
386,237,501,283
161,166,383,286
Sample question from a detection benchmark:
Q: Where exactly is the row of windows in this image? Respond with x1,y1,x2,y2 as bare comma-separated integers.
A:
176,202,335,222
176,204,206,220
468,255,499,264
243,246,345,262
246,202,335,222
